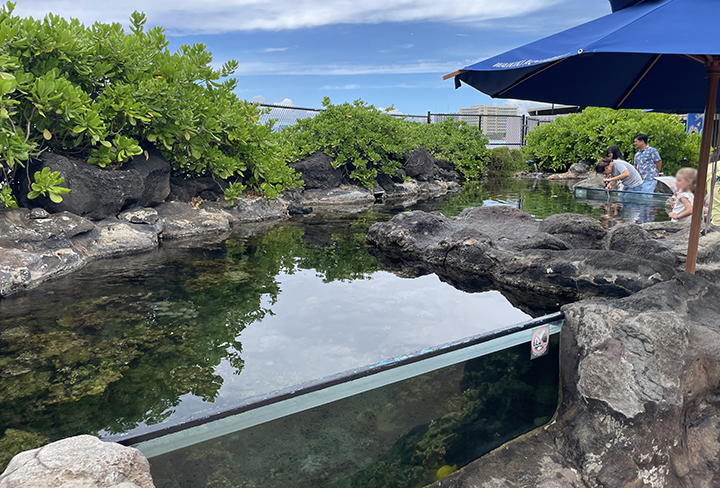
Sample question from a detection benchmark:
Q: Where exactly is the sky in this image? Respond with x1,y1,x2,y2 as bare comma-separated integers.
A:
15,0,613,115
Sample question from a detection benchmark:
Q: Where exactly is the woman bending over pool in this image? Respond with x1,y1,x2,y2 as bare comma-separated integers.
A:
595,157,644,192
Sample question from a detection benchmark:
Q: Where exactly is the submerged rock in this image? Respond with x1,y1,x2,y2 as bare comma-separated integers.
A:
430,274,720,488
0,435,154,488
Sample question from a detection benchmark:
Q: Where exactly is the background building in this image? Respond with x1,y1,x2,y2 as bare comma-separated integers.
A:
458,104,518,138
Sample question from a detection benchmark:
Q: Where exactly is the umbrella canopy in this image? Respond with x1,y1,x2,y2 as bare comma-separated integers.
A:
609,0,643,11
445,0,720,274
448,0,720,113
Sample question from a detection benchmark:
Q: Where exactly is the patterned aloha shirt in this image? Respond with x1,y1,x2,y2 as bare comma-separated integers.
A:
633,145,661,182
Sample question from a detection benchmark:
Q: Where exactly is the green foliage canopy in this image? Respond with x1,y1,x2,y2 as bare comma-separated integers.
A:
0,3,299,203
524,107,701,175
281,98,491,186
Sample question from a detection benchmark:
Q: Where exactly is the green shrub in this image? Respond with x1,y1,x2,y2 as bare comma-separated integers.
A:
280,98,407,188
281,98,490,186
523,107,701,175
27,167,70,203
0,3,299,202
485,146,528,176
406,119,491,180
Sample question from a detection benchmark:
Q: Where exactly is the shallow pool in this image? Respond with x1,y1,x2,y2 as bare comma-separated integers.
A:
0,177,668,468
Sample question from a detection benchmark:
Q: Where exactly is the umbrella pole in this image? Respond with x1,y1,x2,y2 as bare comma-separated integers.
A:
686,62,720,274
705,148,719,234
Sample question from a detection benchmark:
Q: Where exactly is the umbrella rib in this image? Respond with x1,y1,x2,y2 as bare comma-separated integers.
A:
496,58,567,97
614,54,662,109
443,70,467,81
684,54,708,64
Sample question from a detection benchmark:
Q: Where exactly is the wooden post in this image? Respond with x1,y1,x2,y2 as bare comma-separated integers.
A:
686,61,720,274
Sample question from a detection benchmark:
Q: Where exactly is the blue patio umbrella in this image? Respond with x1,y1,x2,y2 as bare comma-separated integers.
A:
444,0,720,273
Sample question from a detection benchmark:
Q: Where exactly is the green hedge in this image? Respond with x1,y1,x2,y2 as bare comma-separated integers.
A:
523,107,701,175
485,146,528,176
0,3,299,207
281,98,491,187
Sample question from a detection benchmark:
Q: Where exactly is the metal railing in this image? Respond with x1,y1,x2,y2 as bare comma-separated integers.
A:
257,103,564,148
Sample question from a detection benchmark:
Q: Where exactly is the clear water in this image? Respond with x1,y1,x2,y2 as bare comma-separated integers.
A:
0,177,667,469
147,338,560,488
436,178,669,225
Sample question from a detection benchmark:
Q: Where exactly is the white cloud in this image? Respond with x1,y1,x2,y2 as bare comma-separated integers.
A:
15,0,565,34
320,84,362,90
400,43,414,49
320,82,445,90
232,59,471,75
500,99,551,115
378,107,404,115
262,47,290,52
252,95,268,103
277,98,295,106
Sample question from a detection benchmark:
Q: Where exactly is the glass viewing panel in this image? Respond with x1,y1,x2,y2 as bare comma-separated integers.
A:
142,321,561,488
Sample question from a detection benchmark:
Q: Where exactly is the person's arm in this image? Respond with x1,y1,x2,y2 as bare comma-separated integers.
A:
653,149,662,173
604,170,630,189
669,196,692,220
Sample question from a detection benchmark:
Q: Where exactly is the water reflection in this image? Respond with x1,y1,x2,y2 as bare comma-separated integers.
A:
0,211,530,461
148,338,559,488
437,178,669,226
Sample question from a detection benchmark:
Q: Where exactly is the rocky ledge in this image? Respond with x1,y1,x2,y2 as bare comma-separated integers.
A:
0,435,154,488
431,273,720,487
0,146,461,296
366,206,720,315
0,197,294,296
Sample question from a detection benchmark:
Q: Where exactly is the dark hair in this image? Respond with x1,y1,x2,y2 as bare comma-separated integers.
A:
595,158,612,174
607,145,623,160
634,133,648,143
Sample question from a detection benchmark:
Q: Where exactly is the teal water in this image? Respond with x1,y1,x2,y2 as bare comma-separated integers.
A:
0,177,668,472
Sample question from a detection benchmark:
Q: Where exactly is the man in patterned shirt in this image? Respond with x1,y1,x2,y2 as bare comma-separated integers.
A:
633,133,662,193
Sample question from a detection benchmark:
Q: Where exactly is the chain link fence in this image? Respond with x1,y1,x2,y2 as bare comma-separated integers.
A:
257,103,563,148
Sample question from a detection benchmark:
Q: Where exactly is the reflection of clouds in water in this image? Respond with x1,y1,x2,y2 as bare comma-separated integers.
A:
170,270,531,417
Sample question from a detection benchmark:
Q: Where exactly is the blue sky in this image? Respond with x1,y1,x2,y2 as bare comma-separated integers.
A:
18,0,612,114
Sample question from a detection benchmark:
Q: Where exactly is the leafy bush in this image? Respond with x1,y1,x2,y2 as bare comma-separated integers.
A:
281,98,491,186
406,119,491,180
524,107,701,175
485,146,528,176
0,185,17,208
281,98,407,188
27,167,70,202
0,3,299,202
